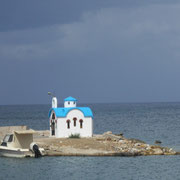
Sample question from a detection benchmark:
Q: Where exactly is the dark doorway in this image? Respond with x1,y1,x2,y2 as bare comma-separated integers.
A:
51,113,56,136
51,121,55,136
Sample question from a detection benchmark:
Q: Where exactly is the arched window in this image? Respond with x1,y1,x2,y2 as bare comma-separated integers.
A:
66,120,70,129
73,118,77,127
79,119,83,129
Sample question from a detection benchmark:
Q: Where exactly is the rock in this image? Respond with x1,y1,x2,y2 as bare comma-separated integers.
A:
168,148,176,154
106,137,112,141
103,133,125,141
115,133,123,136
104,131,112,135
153,148,163,155
119,140,126,143
134,143,142,147
128,138,146,144
155,140,162,144
145,144,151,150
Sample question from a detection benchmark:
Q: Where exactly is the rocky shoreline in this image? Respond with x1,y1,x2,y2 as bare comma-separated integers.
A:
0,126,178,157
34,131,179,156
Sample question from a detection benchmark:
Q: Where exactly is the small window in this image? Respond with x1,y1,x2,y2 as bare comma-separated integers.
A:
66,120,70,129
8,135,13,142
73,118,77,127
68,101,70,105
79,119,83,129
73,101,75,104
3,134,13,143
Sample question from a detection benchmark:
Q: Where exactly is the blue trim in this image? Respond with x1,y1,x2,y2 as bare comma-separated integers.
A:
49,107,93,118
64,96,77,102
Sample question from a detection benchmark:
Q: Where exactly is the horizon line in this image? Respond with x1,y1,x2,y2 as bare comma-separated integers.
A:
1,101,180,106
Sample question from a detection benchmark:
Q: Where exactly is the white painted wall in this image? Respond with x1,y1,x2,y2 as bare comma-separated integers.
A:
50,109,93,138
64,101,76,108
52,97,58,108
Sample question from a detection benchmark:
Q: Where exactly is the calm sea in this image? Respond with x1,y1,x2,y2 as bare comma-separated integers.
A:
0,103,180,180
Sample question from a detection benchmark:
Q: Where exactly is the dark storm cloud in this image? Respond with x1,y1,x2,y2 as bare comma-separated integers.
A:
0,0,179,31
1,1,180,104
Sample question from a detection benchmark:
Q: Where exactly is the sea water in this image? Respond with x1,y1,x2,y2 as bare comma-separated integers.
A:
0,103,180,180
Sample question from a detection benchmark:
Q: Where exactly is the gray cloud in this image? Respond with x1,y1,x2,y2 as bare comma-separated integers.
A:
1,3,180,60
0,0,179,31
1,2,180,104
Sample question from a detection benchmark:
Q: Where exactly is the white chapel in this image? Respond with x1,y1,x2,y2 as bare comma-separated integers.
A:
48,96,93,138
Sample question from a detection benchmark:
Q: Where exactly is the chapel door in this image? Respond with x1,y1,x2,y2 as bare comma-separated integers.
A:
51,121,55,136
51,113,56,136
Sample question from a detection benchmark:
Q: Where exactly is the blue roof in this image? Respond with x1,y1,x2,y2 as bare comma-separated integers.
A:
49,107,93,118
64,96,77,102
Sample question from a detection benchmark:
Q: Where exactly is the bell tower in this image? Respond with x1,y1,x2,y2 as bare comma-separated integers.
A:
64,96,77,108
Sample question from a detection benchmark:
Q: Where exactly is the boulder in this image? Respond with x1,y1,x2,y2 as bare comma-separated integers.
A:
155,140,162,144
153,148,163,155
103,131,112,135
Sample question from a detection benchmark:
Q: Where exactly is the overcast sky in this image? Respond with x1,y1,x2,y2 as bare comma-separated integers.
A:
1,0,180,105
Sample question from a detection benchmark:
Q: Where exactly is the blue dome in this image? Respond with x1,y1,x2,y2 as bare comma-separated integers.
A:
64,96,77,102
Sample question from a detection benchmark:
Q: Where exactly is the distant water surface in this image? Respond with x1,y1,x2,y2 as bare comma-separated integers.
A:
0,103,180,180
